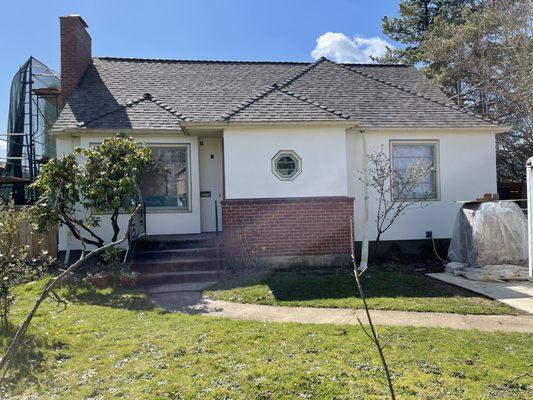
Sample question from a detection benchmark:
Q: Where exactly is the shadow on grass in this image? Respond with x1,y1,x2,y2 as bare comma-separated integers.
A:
0,322,47,387
64,285,156,311
212,270,481,302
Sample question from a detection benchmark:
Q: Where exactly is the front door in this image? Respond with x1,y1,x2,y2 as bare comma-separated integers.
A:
199,138,224,232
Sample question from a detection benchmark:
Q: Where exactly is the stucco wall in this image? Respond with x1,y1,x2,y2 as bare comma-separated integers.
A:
55,133,201,251
223,126,348,199
347,129,497,241
54,126,498,251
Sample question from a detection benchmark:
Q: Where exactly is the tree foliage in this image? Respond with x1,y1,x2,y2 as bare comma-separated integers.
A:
1,134,151,378
30,133,151,247
380,0,485,65
380,0,532,181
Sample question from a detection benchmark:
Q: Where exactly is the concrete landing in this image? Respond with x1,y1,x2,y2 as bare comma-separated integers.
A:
427,272,533,314
140,281,219,313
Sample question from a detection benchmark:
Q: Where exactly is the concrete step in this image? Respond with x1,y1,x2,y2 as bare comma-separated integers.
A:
132,257,219,273
133,247,218,261
136,270,221,286
136,234,218,251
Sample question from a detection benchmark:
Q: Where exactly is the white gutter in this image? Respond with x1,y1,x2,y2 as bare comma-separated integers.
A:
358,125,512,134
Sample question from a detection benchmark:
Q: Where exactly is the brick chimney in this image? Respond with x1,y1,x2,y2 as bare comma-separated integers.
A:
59,15,92,106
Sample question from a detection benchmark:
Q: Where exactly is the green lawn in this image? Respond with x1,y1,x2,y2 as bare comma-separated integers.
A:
0,279,531,399
206,271,523,315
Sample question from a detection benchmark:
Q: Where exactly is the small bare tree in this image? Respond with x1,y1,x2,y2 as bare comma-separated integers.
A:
364,147,433,258
238,225,260,270
350,217,395,399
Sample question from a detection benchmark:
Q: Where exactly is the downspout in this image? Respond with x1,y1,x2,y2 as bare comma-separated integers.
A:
527,157,533,280
358,130,369,273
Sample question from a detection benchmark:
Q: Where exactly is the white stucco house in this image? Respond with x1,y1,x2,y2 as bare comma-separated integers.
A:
51,16,508,268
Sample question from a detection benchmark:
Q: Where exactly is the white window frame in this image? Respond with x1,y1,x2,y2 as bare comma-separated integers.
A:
389,139,440,201
271,150,302,181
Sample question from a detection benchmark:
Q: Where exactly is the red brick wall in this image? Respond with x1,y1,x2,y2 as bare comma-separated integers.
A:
60,15,92,106
221,197,354,260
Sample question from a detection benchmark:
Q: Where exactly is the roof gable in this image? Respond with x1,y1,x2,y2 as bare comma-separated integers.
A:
223,85,350,122
74,93,184,130
283,59,496,127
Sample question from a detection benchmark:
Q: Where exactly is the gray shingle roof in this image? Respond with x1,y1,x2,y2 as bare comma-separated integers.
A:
53,56,499,131
223,85,350,122
74,93,185,130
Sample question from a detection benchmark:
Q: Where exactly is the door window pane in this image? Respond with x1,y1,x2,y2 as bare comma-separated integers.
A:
142,146,190,211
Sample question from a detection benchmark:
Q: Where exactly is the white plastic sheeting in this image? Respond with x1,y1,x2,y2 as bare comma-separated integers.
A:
447,202,529,281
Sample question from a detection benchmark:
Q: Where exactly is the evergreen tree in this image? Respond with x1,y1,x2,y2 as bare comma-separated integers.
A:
380,0,532,182
379,0,485,65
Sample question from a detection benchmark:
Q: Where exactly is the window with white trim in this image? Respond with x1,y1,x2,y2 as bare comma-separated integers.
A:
272,150,302,180
141,145,191,211
390,141,439,200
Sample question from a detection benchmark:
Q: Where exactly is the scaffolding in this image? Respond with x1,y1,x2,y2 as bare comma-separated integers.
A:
1,57,61,205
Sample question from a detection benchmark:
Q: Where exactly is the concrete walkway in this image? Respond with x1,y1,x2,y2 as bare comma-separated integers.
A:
428,272,533,314
142,283,533,333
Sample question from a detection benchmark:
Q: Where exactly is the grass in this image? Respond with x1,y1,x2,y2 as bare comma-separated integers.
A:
0,278,531,399
205,270,524,315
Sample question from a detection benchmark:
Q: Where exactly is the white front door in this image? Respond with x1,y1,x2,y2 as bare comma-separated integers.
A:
199,138,224,232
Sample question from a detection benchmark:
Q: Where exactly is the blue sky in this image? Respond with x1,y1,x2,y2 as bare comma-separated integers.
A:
0,0,401,151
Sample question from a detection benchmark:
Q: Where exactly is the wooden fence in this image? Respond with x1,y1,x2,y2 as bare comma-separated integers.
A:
13,215,58,260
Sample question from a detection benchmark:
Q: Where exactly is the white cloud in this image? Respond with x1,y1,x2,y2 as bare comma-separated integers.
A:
311,32,393,63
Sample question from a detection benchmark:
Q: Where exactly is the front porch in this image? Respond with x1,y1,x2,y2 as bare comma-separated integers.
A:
140,136,224,237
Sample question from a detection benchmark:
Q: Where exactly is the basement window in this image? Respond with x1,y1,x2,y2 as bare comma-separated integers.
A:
272,150,302,181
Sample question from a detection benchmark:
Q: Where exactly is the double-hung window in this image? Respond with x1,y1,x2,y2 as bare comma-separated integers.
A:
390,140,439,200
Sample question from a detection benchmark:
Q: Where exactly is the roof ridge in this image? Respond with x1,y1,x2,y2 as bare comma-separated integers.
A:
146,94,188,121
94,56,310,65
338,63,499,125
75,93,186,127
94,56,411,68
276,57,328,88
221,86,278,120
277,87,350,120
221,57,329,121
340,62,410,67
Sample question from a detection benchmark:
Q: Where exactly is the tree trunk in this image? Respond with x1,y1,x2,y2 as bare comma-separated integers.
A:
350,218,395,399
111,208,120,242
372,232,382,262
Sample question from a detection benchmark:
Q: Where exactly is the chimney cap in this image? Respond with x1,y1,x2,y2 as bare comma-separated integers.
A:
61,14,88,28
